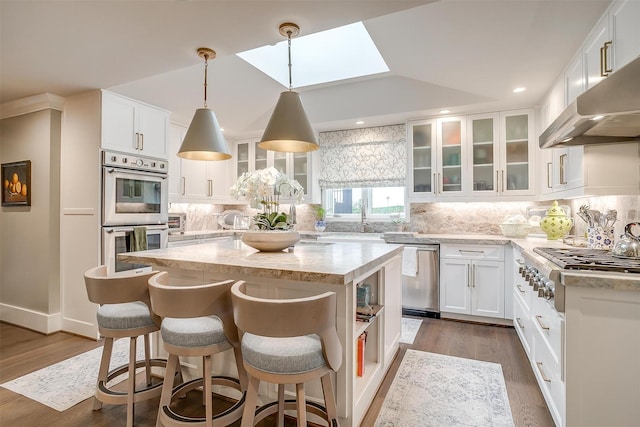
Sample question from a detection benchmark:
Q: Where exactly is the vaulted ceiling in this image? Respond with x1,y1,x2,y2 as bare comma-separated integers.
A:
1,0,611,138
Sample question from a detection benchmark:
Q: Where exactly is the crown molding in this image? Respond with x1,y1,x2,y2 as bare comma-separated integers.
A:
0,93,66,120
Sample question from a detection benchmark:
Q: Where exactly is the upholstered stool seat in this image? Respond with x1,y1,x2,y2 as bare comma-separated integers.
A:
148,272,247,427
84,266,179,427
231,282,342,427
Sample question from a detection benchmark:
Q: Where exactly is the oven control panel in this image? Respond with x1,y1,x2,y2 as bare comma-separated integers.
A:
102,150,167,174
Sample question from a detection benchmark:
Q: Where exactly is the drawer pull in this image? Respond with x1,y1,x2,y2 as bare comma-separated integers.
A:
515,318,525,329
535,315,550,331
516,284,525,293
458,249,484,254
536,361,551,382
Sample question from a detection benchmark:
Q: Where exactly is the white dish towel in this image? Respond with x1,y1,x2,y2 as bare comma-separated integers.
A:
402,247,418,277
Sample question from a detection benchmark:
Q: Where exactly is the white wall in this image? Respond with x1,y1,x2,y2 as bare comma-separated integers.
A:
0,109,62,333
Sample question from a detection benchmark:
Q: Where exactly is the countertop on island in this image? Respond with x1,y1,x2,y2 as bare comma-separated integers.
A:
121,239,403,285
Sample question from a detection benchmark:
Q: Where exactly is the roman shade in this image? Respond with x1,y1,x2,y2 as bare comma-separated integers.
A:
318,124,406,189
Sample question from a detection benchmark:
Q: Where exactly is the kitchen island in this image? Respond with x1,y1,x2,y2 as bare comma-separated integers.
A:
120,239,404,427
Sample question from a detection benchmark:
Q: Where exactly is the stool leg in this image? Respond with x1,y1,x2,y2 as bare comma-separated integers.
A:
321,373,339,426
127,336,137,427
233,346,248,391
296,383,306,427
240,375,260,427
203,355,213,427
277,384,285,427
93,337,114,410
157,354,179,427
144,334,152,386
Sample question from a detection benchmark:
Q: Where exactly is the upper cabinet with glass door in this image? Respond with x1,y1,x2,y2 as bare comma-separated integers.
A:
233,138,312,201
408,117,466,199
498,110,535,196
468,113,499,193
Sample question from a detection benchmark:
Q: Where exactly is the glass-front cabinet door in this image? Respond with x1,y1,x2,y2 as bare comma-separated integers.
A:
292,153,309,195
437,117,465,195
468,113,499,193
408,119,436,196
499,109,535,195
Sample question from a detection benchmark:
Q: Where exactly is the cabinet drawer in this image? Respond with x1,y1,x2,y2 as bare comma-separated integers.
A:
440,244,504,261
513,292,532,355
531,297,564,365
533,331,566,427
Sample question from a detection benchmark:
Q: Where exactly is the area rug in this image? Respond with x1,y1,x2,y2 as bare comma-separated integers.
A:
375,350,514,427
400,317,422,344
1,337,144,412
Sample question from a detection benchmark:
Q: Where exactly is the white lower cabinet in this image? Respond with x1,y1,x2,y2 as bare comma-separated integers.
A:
440,244,505,319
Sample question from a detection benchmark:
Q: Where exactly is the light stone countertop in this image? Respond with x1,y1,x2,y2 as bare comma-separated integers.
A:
168,230,235,241
121,239,404,286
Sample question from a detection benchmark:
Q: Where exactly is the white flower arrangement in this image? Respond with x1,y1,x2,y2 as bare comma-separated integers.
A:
230,167,304,230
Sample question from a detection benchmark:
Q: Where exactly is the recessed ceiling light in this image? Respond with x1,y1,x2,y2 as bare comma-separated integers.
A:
440,109,450,114
513,87,526,93
237,22,389,88
356,120,364,125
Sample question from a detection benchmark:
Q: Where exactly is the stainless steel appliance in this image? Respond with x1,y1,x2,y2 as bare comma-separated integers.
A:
102,224,168,276
168,212,186,233
539,56,640,148
102,150,168,226
402,244,440,317
101,150,169,276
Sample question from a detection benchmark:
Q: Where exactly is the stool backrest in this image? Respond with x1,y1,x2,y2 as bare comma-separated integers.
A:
231,281,342,371
84,265,157,306
148,272,242,347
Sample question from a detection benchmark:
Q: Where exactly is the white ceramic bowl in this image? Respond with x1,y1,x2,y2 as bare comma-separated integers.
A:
499,223,531,238
241,230,300,252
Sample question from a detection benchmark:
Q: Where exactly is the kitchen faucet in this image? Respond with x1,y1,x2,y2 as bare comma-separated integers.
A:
360,200,368,232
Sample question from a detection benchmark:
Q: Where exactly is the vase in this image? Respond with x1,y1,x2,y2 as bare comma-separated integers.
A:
314,220,327,232
241,230,300,252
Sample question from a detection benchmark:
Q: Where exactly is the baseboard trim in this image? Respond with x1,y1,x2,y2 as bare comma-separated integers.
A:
440,312,514,327
0,303,62,334
61,317,99,340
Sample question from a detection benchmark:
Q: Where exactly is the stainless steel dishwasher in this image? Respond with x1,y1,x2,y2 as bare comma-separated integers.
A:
402,244,440,318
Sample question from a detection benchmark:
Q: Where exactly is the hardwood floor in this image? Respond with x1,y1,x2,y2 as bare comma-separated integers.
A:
0,318,554,426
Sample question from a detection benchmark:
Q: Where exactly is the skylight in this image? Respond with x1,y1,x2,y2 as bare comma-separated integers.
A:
237,22,389,88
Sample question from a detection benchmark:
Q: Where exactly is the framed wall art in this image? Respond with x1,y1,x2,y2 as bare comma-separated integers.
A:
2,160,31,206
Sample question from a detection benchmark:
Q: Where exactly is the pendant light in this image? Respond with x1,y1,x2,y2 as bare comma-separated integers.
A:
178,48,231,161
259,23,319,153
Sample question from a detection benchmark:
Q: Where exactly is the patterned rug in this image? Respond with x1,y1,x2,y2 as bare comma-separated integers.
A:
400,317,422,344
1,337,143,412
375,350,514,427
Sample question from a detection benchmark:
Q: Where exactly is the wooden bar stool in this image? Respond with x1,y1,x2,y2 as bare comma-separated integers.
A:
148,272,247,427
230,282,342,427
84,265,177,427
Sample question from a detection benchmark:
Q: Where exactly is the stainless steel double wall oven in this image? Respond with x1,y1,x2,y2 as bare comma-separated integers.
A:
101,150,168,275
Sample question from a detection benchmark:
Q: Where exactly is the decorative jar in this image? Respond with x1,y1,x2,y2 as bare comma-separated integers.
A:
540,201,573,240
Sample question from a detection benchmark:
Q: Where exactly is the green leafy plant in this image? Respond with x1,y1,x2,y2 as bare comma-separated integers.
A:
253,212,290,230
315,206,326,220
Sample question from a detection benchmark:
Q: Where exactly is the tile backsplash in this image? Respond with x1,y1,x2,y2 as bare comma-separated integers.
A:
172,195,639,238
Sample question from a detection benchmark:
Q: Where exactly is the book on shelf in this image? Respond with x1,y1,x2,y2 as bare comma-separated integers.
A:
356,331,367,377
356,304,382,322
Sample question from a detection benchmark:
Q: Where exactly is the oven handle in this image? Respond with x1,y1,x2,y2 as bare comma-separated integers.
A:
105,167,167,179
105,225,168,233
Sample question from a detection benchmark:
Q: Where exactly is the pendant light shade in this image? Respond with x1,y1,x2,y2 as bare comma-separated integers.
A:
259,23,319,153
178,108,230,160
178,48,231,161
259,91,318,153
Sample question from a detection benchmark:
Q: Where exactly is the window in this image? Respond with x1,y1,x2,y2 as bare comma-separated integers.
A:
323,187,405,219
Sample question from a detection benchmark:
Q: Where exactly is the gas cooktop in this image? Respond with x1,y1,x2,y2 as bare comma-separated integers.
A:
533,247,640,274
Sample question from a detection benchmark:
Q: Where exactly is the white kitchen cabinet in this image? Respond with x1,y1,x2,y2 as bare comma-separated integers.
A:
543,142,639,199
440,244,505,319
101,91,169,159
583,0,640,90
466,110,535,197
408,117,466,199
233,138,312,202
168,123,231,203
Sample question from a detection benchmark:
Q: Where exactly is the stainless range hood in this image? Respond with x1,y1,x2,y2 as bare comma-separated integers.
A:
539,56,640,148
